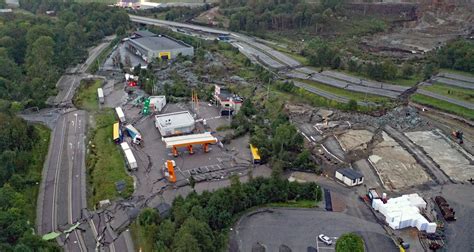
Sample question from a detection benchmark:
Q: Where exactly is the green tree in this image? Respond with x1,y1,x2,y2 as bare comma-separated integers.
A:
335,233,364,252
25,36,56,80
401,63,415,79
423,63,438,80
172,231,201,252
138,208,160,226
381,60,397,80
347,99,358,111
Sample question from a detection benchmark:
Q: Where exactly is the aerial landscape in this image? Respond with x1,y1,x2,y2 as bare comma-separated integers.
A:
0,0,472,251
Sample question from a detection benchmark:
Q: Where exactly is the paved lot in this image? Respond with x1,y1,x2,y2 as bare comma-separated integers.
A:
233,208,397,252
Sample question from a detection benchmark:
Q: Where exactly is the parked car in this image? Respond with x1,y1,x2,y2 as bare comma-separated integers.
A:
318,234,332,245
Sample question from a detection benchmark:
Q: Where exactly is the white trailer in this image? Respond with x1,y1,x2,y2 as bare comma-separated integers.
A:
97,88,104,104
115,107,126,123
124,149,138,170
120,142,131,152
149,96,166,112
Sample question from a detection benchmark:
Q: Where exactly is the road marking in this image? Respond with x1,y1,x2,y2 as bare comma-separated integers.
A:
52,116,67,231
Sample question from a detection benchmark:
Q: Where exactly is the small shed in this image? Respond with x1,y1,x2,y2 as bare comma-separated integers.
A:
335,168,364,187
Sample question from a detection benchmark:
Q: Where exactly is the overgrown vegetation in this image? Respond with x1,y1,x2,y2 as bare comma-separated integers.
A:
335,233,364,252
73,79,103,111
411,94,474,120
133,176,322,251
0,116,58,251
86,109,134,207
436,39,474,73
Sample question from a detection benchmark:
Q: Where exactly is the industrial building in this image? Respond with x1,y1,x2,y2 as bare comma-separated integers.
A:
155,111,195,137
214,85,243,116
125,30,194,63
335,168,364,186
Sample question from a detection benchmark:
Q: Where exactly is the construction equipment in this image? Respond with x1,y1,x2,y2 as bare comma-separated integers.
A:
142,97,150,115
191,89,199,112
163,160,176,183
451,130,463,144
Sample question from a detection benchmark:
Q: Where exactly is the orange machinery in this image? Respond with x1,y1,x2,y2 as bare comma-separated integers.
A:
164,160,177,183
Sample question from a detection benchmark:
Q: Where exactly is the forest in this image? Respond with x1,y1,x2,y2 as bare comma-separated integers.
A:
0,1,129,108
220,0,344,32
135,176,322,251
0,1,129,250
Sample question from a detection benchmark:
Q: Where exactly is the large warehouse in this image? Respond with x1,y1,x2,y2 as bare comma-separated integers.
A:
155,111,195,137
126,30,194,63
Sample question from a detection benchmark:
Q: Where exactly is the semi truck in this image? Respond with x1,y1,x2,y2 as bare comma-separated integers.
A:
97,88,104,104
125,124,142,145
115,107,126,123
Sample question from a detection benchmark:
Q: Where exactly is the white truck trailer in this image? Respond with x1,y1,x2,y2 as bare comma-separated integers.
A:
97,88,104,104
124,149,138,170
115,107,126,123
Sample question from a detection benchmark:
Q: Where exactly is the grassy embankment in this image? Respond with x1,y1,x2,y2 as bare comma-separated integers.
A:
422,83,474,103
74,79,133,208
411,94,474,120
297,78,391,104
25,125,51,223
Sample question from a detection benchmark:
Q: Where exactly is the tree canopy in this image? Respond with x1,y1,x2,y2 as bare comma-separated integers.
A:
335,233,365,252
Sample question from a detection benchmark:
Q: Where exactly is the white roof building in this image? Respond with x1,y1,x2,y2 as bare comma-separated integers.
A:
155,111,195,137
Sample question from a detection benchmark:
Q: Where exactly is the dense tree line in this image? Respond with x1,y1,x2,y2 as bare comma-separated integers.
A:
138,176,322,251
221,0,346,32
436,39,474,73
0,113,58,251
0,1,129,108
229,81,319,173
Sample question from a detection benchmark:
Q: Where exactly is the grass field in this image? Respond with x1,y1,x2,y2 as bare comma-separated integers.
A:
23,125,51,223
87,109,134,207
74,79,103,111
440,68,474,78
422,83,474,103
266,199,318,208
411,94,474,120
297,78,390,104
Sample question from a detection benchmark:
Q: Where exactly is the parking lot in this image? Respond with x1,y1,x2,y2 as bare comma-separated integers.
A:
232,208,397,252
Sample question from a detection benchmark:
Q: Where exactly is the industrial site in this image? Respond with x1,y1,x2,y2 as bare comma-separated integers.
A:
4,0,472,252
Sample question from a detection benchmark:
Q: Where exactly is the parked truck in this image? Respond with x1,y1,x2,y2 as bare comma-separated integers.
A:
115,107,126,123
124,149,138,171
97,88,104,104
125,124,142,145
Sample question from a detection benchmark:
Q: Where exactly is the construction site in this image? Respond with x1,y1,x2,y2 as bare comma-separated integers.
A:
88,12,474,250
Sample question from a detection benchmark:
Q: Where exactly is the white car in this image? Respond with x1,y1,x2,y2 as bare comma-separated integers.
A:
318,234,333,245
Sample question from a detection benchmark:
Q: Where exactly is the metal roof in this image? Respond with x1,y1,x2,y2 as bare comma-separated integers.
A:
129,35,192,52
162,132,217,148
155,111,194,129
337,168,363,180
133,30,156,38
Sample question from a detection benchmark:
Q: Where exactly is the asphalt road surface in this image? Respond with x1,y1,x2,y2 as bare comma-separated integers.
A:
34,36,132,251
233,208,397,252
437,72,474,89
434,77,474,90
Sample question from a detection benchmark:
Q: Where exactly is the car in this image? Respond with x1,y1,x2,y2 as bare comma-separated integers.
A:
318,234,332,245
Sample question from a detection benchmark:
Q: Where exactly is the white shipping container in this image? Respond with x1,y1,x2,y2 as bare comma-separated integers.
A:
124,149,137,170
97,88,104,104
115,107,126,123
